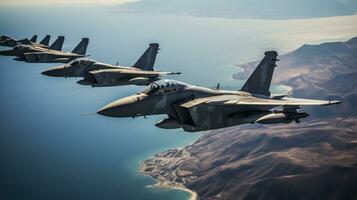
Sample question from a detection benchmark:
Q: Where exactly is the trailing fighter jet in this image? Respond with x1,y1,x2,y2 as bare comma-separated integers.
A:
97,51,341,132
0,35,38,47
42,43,181,86
22,38,89,63
0,35,51,48
0,36,64,59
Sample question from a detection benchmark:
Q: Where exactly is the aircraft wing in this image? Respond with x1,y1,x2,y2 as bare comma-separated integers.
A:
26,51,76,57
173,95,341,132
92,69,180,77
179,95,341,109
24,51,84,63
157,71,181,75
224,97,341,106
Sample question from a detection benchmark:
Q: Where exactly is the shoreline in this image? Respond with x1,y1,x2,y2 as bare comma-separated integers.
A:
138,147,198,200
146,182,198,200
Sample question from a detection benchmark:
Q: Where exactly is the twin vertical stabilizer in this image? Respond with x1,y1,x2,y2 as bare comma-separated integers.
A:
240,51,278,96
132,43,159,71
49,36,65,51
72,38,89,55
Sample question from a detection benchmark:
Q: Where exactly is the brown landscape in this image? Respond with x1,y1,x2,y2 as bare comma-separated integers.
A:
234,37,357,118
141,37,357,200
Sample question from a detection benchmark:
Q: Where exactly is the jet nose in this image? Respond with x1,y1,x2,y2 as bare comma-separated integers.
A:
41,65,68,77
0,49,16,56
97,94,145,118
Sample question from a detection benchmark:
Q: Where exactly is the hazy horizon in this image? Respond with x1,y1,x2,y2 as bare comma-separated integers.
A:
0,0,132,5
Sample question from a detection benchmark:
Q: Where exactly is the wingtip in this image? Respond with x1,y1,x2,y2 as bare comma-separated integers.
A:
328,100,342,105
167,72,182,75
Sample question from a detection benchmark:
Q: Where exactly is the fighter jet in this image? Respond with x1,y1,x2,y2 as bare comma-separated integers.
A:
0,36,64,59
0,35,39,47
97,51,341,132
0,35,37,47
0,35,52,48
21,38,89,63
42,43,181,86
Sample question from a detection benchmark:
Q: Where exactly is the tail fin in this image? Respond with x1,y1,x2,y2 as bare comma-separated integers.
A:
49,36,65,51
132,43,159,71
39,35,51,46
30,35,37,43
240,51,278,96
72,38,89,55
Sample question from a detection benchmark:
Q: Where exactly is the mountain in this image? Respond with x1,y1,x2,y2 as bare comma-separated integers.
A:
118,0,357,19
234,37,357,118
142,118,357,200
184,119,357,200
141,38,357,200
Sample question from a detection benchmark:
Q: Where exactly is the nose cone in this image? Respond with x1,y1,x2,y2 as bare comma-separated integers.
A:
41,65,68,77
97,94,145,118
0,49,16,56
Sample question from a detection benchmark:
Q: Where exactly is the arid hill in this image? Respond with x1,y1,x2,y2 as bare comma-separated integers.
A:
178,118,357,200
234,37,357,117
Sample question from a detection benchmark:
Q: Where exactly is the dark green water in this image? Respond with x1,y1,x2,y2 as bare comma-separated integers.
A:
0,4,355,200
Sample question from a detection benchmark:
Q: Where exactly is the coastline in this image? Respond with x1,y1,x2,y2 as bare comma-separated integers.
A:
139,148,198,200
146,182,198,200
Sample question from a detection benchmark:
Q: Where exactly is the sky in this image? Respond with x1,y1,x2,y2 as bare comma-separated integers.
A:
0,0,134,5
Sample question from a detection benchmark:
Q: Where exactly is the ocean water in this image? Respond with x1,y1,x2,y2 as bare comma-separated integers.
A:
0,5,356,200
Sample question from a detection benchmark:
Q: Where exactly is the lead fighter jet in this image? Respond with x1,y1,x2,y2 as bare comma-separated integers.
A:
42,43,180,86
97,51,341,132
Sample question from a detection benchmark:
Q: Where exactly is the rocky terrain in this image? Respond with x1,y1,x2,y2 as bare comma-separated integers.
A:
118,0,357,19
141,38,357,200
140,148,198,199
142,118,357,200
234,37,357,118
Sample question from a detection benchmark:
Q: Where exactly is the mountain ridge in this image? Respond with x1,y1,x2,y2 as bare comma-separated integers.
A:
234,36,357,118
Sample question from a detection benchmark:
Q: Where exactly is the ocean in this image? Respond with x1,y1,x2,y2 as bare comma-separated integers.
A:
0,4,356,200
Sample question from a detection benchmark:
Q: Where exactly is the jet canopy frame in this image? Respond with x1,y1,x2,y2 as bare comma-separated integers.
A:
141,79,188,95
68,59,96,67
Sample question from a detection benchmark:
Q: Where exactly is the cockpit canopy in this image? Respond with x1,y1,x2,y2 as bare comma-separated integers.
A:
141,79,188,95
69,59,96,66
